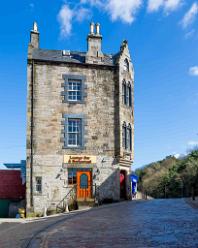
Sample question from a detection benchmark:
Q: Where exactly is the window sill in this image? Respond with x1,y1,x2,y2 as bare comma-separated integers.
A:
62,146,84,149
62,100,84,104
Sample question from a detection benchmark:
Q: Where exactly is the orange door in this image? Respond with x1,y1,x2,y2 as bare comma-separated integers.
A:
77,171,92,199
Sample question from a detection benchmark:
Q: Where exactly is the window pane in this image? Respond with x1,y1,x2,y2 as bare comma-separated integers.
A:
128,85,132,107
129,128,132,151
126,86,129,105
124,59,129,71
67,119,82,146
68,172,73,184
73,83,77,90
124,84,127,105
122,125,126,149
68,83,73,90
126,127,132,150
122,83,125,104
77,83,81,91
35,177,42,193
73,176,77,184
68,169,77,184
68,133,76,145
67,80,82,102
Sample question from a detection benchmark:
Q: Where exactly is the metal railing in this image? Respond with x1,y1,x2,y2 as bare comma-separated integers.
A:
56,185,77,213
56,184,100,213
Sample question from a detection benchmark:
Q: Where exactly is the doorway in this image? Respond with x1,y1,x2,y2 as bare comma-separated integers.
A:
76,171,92,199
120,170,127,199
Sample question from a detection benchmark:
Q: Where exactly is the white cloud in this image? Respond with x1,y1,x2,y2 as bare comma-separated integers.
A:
57,4,91,38
75,7,92,22
57,4,74,38
188,140,198,146
148,0,164,12
148,0,182,13
189,66,198,76
164,0,182,12
181,2,198,28
105,0,142,23
80,0,104,6
57,0,186,38
81,0,142,23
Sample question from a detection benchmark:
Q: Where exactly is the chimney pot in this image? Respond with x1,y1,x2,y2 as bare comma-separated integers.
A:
90,22,94,35
30,21,39,49
96,23,100,35
33,21,38,33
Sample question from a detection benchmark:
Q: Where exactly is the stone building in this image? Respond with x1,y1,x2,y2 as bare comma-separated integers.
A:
26,22,134,214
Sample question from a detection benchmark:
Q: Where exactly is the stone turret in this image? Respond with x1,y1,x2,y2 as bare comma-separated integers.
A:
86,22,103,64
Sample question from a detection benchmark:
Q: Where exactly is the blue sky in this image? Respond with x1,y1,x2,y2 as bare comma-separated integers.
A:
0,0,198,169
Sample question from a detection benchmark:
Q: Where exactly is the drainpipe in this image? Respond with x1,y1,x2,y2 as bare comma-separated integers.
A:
30,60,34,208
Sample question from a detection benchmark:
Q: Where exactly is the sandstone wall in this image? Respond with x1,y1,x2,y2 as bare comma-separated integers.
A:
27,62,122,213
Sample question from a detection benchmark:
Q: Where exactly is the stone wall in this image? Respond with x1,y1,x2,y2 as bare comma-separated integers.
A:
32,63,117,156
27,61,122,213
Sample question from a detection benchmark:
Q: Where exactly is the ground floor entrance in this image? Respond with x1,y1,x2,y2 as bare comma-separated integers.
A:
120,170,127,199
76,170,92,199
68,168,93,200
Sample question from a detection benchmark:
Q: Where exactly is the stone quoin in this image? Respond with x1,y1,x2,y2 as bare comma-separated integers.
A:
26,22,134,214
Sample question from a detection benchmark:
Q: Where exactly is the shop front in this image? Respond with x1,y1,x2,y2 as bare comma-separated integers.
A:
64,155,97,201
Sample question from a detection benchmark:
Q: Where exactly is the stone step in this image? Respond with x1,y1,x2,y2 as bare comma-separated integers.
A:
77,199,95,208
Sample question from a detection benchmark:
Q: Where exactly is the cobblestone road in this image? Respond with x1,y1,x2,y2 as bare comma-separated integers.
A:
0,199,198,248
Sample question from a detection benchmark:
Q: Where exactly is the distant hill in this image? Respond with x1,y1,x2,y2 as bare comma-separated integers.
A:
135,149,198,199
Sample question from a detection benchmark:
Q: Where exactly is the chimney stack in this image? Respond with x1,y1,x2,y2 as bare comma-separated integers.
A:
86,22,103,64
30,21,39,49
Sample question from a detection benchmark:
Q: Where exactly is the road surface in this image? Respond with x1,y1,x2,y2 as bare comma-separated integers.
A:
0,199,198,248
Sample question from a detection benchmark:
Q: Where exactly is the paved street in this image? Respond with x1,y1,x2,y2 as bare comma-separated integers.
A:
0,199,198,248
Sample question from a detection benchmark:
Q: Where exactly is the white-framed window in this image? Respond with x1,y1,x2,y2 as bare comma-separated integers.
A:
67,118,82,147
35,177,42,193
67,79,82,101
62,75,86,104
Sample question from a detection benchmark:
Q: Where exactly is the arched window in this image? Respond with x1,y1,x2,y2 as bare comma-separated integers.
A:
126,124,132,151
80,173,88,189
122,80,132,107
123,58,129,72
122,122,127,149
122,80,127,104
128,82,132,107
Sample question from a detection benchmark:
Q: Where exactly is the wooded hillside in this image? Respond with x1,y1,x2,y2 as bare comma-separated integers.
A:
135,149,198,199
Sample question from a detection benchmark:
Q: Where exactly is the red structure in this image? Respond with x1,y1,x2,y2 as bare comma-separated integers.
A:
0,170,25,200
